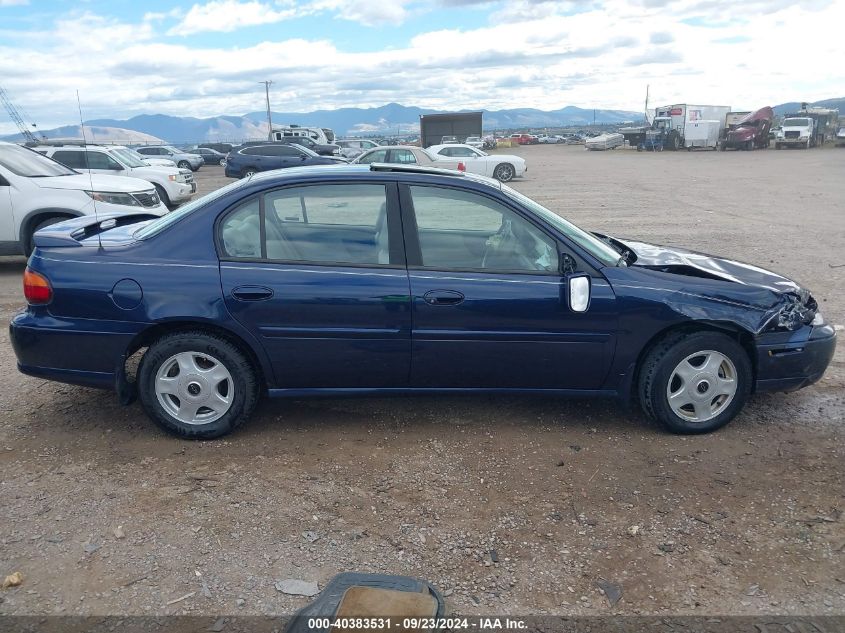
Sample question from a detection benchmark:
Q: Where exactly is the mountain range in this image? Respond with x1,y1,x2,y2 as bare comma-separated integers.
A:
3,99,842,144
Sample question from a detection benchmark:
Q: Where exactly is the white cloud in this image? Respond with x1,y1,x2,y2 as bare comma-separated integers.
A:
0,0,29,6
169,0,302,35
311,0,413,26
0,0,841,134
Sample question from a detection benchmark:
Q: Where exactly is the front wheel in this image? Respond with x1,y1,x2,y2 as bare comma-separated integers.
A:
153,184,172,209
177,160,191,170
138,331,260,439
219,158,226,166
493,163,515,182
638,331,752,434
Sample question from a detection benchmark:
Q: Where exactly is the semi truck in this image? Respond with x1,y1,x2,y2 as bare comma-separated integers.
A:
721,106,773,150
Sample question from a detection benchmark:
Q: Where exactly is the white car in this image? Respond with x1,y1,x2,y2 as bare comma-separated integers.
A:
36,145,196,208
0,142,168,255
127,148,176,168
335,139,381,159
464,136,484,149
427,143,527,182
538,135,563,144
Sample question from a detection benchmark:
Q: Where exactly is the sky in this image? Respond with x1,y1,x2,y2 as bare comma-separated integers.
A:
0,0,842,134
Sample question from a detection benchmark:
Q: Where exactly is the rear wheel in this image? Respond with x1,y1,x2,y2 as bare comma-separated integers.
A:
219,158,226,166
638,331,752,434
493,163,515,182
138,331,260,439
241,166,259,178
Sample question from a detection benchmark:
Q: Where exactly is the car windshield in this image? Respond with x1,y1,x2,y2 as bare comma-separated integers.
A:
135,179,249,239
111,149,147,168
784,118,810,127
0,143,76,177
501,185,623,267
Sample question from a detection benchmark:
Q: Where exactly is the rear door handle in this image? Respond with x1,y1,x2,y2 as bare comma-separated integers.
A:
423,290,464,306
232,286,273,301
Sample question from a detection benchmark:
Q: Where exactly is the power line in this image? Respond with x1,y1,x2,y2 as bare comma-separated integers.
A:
0,85,38,143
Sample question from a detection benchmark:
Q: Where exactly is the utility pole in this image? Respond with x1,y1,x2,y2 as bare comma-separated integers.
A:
260,81,273,140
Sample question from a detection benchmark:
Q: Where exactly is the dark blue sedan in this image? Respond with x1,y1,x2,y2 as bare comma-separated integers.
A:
10,165,835,438
224,143,346,178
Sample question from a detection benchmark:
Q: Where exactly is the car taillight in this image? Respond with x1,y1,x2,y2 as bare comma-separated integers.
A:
457,161,466,172
23,268,52,305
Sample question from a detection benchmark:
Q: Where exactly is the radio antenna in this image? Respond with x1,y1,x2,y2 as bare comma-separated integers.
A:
76,91,102,249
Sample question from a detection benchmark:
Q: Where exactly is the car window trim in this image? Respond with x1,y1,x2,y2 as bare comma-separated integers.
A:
214,180,406,269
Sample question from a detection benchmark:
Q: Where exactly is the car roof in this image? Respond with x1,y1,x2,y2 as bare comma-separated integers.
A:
245,163,500,189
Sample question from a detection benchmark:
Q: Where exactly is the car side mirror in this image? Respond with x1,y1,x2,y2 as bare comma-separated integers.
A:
567,274,591,313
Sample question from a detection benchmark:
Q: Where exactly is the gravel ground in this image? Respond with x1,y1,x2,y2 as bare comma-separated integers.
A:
0,144,843,617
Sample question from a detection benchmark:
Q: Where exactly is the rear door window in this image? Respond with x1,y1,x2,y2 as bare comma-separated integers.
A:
219,184,394,266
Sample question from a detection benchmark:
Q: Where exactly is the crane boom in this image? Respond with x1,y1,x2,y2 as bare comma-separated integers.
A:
0,85,38,143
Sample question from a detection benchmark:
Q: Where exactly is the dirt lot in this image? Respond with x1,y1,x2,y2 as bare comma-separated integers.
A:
1,144,843,617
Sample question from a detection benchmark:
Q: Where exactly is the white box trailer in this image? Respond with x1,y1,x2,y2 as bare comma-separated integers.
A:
684,120,722,150
654,104,731,147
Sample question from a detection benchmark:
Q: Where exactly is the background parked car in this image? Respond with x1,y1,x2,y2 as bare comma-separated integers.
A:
464,136,484,149
126,148,176,167
224,143,347,178
539,135,564,144
428,143,527,182
335,139,381,159
271,136,341,156
135,146,204,171
192,147,227,166
36,144,195,209
198,142,234,154
351,145,444,167
0,141,168,255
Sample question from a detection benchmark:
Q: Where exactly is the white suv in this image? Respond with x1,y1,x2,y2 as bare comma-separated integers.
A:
0,142,168,256
35,144,196,209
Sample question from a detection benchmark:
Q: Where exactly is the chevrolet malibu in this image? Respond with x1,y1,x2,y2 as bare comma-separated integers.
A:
10,165,835,439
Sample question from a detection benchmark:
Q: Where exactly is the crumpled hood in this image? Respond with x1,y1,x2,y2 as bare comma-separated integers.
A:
621,238,802,294
33,173,155,193
600,236,817,334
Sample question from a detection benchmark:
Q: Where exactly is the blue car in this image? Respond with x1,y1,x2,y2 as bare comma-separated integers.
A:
10,165,835,439
224,143,346,178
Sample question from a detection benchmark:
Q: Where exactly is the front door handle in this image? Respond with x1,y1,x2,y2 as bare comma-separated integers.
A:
423,290,464,306
232,286,273,301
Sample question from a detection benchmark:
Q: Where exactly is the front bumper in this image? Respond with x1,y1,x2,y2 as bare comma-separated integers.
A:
10,310,143,391
169,182,195,202
754,324,836,392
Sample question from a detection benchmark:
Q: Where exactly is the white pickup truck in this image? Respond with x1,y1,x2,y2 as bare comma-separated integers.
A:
0,141,168,255
35,144,196,208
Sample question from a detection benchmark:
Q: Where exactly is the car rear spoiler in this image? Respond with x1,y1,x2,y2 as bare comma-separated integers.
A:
33,213,160,248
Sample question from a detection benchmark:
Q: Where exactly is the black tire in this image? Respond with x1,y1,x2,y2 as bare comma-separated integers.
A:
638,331,752,434
241,166,259,178
137,331,260,439
153,184,172,209
219,158,226,167
177,160,191,170
493,163,515,182
26,216,68,256
666,132,681,151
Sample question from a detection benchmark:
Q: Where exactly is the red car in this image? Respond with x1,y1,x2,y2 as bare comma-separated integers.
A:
510,133,538,145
